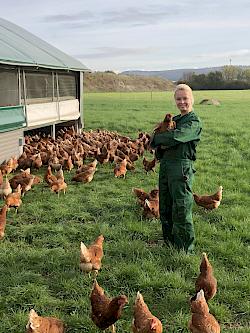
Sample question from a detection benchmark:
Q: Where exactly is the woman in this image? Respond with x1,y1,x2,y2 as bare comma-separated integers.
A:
150,84,202,252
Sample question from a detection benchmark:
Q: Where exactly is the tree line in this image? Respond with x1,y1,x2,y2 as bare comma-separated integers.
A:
179,66,250,90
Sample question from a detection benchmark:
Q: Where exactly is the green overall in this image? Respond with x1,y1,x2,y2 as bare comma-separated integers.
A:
151,111,202,252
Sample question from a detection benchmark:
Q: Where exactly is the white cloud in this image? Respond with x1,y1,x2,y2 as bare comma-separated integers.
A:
196,49,250,59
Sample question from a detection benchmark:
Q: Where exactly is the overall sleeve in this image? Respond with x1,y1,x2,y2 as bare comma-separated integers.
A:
150,119,201,148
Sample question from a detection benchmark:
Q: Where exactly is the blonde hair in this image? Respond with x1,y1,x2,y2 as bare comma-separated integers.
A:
174,84,194,105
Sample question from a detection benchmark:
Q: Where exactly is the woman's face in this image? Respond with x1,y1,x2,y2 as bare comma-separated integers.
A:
175,90,193,115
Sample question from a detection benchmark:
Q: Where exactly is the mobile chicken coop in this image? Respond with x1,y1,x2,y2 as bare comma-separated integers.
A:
0,18,89,162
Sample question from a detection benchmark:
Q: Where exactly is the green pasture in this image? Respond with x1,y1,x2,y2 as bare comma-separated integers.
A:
0,90,249,332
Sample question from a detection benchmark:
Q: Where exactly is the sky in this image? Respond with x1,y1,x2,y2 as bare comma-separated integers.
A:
1,0,250,72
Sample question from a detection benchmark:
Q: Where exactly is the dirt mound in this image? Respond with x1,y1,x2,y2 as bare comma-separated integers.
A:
84,71,175,92
199,99,221,106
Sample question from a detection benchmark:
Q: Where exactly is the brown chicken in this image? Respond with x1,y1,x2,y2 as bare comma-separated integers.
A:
0,205,8,239
133,188,159,207
129,151,139,162
72,168,96,183
126,160,135,171
133,188,149,206
64,155,74,171
96,146,110,164
76,159,98,174
90,279,128,333
0,160,13,175
55,168,65,182
10,156,19,171
50,168,67,196
0,176,12,198
44,166,58,186
114,158,127,178
10,172,28,189
80,235,104,276
132,291,163,333
114,154,134,171
154,113,176,134
115,149,127,161
143,198,160,219
148,189,159,200
22,176,36,196
188,289,220,333
0,157,18,175
10,172,38,195
142,157,157,173
18,152,33,170
193,186,223,210
195,253,217,302
50,181,67,196
31,153,43,169
26,309,65,333
5,184,22,212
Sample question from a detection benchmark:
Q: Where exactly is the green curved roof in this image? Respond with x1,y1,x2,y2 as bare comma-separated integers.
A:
0,18,89,72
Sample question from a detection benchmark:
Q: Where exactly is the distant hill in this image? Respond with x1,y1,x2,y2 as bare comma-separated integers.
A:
83,71,175,92
122,66,250,82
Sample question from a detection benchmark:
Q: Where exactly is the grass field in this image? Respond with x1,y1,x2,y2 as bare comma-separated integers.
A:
0,90,250,332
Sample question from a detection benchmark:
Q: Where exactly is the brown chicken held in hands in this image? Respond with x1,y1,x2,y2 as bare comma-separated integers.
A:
114,158,127,178
132,291,163,333
80,235,104,276
188,290,220,333
154,113,176,134
90,279,128,333
195,253,217,301
142,157,157,174
26,309,65,333
0,205,8,239
193,186,223,210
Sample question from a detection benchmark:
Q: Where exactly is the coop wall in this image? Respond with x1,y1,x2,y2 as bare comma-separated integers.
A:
0,128,23,163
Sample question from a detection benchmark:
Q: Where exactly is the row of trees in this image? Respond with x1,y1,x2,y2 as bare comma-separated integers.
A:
180,66,250,90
